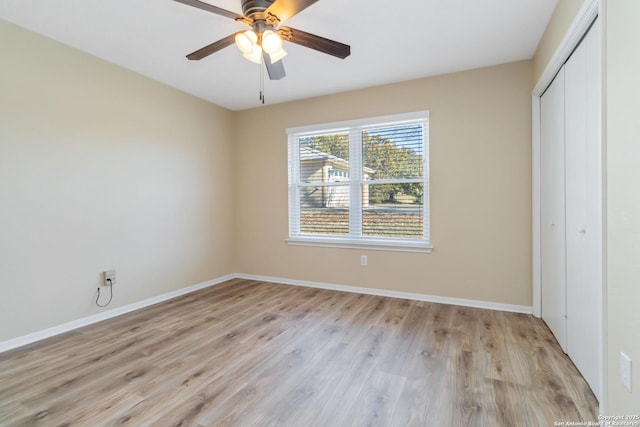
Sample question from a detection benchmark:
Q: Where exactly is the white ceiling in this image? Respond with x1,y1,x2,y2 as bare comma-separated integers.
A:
0,0,558,111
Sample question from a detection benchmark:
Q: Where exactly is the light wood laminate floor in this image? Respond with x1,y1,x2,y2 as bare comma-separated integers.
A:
0,279,598,426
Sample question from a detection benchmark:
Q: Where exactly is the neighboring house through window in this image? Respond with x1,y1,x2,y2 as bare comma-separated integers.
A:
287,111,431,252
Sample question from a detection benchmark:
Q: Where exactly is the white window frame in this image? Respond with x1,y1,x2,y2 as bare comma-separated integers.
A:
287,111,432,253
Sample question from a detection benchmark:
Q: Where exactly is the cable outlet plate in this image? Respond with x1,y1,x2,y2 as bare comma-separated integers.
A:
104,270,116,287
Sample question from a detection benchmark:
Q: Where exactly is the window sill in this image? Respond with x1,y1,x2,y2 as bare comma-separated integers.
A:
286,236,433,253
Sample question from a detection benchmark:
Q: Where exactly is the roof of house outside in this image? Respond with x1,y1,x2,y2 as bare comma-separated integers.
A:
300,146,374,174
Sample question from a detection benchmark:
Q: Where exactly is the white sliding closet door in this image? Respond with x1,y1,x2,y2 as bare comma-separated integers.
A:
540,69,567,351
564,19,601,398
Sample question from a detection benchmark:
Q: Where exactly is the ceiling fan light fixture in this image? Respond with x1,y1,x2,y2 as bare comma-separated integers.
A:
261,30,283,55
177,0,352,85
269,47,288,63
235,30,257,54
243,45,263,64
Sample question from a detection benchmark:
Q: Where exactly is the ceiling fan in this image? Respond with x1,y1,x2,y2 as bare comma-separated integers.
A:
174,0,351,81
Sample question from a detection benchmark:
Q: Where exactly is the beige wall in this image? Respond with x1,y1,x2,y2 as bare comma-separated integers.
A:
0,20,235,342
0,20,533,344
605,0,640,413
533,0,585,83
234,61,533,307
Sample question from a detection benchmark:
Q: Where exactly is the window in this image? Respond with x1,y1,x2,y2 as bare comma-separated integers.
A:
287,111,431,252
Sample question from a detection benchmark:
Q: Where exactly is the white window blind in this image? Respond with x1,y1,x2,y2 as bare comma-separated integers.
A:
287,111,431,252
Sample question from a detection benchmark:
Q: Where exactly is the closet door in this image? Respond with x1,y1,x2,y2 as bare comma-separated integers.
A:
565,19,601,397
540,69,567,351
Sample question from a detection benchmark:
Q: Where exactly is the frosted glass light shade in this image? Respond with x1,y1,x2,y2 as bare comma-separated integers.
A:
243,45,263,64
235,30,258,54
261,30,283,54
269,47,288,63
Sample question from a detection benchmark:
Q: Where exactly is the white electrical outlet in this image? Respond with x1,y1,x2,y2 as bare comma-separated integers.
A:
361,255,367,266
104,270,116,287
621,352,632,392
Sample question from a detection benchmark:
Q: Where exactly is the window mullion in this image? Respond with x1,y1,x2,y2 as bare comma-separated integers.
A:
349,129,362,237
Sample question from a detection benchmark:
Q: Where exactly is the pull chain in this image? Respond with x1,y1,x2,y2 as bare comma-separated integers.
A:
259,60,265,104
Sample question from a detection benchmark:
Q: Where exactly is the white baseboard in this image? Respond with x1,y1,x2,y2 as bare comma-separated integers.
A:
0,272,532,354
0,274,235,354
235,273,533,315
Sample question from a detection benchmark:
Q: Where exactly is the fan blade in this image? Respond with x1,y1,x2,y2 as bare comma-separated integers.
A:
173,0,244,21
265,0,318,24
279,26,350,59
263,52,286,80
187,33,237,60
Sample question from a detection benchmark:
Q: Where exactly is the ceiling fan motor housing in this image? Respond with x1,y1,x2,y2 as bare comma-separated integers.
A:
241,0,276,19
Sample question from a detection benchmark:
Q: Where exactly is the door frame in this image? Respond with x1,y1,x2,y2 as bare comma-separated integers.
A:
531,0,606,411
